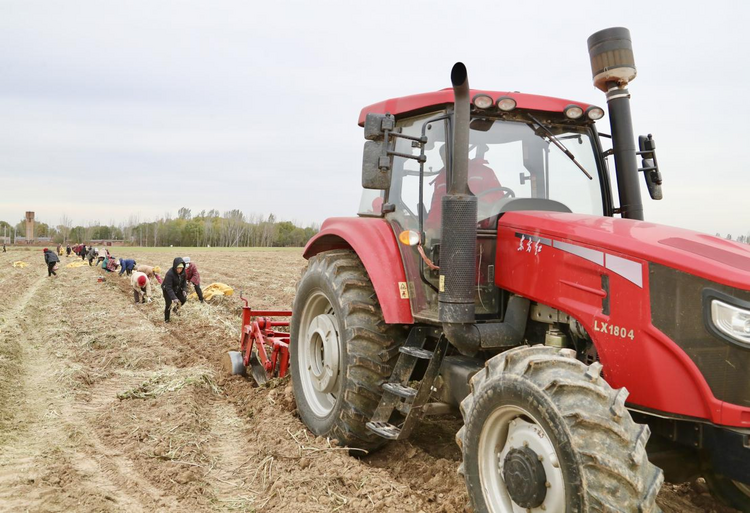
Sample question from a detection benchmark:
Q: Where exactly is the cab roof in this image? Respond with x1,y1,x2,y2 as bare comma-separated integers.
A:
358,88,595,126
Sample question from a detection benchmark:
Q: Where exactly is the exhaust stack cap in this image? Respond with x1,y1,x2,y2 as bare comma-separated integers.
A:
587,27,637,92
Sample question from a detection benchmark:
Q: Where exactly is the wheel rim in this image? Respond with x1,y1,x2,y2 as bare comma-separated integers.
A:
478,405,566,513
733,479,750,498
297,291,341,417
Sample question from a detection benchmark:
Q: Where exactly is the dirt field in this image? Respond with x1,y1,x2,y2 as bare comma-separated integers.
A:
0,246,738,512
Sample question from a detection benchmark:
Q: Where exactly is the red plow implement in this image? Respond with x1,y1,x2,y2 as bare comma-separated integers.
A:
223,294,291,385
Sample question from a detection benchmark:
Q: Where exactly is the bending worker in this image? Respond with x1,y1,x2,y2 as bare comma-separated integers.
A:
86,246,97,266
136,264,163,284
43,248,59,277
119,258,137,276
182,257,204,303
161,258,187,322
131,271,152,304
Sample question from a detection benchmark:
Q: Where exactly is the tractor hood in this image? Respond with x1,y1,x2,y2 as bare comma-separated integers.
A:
498,211,750,291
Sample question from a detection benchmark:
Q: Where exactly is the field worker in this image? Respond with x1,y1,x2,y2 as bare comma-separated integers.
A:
106,255,119,273
66,244,71,257
136,264,163,284
119,258,137,276
80,244,87,261
100,253,116,272
86,246,97,266
43,248,59,277
97,248,109,266
162,257,187,322
2,243,6,253
182,257,204,303
131,271,152,304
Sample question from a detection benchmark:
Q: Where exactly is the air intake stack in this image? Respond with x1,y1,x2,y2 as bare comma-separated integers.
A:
588,27,644,220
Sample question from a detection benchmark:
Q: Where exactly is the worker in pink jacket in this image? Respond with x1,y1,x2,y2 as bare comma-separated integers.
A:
182,257,204,303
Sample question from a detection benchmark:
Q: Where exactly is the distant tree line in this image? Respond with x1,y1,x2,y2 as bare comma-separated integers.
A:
717,233,750,244
0,208,319,247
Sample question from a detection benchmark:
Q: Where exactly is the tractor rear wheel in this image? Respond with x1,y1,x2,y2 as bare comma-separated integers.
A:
457,345,664,512
291,250,403,452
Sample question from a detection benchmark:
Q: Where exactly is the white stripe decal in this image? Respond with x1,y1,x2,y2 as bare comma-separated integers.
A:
605,254,643,288
553,240,604,266
514,232,643,288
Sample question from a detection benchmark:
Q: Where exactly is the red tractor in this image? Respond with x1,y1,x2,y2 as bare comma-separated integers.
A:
256,27,750,511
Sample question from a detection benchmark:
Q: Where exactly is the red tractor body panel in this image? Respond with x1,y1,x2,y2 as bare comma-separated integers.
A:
359,89,596,125
495,211,750,428
303,217,414,325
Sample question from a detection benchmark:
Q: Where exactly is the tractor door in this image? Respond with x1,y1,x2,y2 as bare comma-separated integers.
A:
378,111,497,322
384,111,446,321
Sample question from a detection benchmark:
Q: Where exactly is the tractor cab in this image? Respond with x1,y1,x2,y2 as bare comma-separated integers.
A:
358,92,613,322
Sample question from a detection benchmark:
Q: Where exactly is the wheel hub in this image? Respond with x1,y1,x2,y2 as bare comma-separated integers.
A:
502,447,547,508
480,410,565,513
305,314,339,394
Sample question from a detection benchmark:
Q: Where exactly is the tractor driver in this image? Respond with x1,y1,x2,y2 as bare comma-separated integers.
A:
424,144,511,234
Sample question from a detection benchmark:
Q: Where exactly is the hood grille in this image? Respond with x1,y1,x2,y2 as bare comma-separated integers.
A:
650,263,750,408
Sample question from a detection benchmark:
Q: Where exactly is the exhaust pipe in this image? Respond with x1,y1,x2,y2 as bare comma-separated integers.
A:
439,63,479,355
439,63,531,355
588,27,644,221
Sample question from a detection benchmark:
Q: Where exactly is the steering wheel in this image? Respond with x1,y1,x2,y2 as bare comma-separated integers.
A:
475,186,516,199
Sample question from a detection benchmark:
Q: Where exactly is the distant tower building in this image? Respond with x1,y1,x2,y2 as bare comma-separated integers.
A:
25,211,35,241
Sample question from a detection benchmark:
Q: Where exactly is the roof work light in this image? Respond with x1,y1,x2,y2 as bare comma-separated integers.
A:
496,96,517,112
472,94,494,109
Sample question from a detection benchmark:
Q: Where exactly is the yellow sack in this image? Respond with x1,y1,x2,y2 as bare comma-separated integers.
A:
190,282,233,301
12,261,29,268
66,261,88,268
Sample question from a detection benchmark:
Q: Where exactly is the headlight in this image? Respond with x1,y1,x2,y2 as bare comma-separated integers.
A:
496,96,517,112
472,94,494,110
586,105,605,120
564,104,584,119
710,298,750,346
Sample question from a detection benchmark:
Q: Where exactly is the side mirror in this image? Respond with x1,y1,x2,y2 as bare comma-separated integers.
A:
361,111,427,190
638,134,663,200
364,113,395,141
362,140,392,189
362,113,394,189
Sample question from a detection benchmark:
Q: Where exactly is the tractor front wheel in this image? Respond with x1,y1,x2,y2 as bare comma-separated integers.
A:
291,250,402,452
457,345,664,512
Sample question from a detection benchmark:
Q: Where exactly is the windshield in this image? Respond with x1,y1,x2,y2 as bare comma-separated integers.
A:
385,117,604,233
449,118,603,222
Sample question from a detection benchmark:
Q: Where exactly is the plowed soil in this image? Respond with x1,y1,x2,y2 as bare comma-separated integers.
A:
0,246,739,512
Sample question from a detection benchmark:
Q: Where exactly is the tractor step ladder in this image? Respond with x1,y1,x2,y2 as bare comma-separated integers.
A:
366,327,448,440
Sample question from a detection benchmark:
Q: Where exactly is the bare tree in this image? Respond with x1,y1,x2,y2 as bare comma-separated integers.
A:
59,214,73,243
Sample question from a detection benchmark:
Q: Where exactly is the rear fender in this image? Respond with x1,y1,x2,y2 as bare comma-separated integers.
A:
303,217,413,324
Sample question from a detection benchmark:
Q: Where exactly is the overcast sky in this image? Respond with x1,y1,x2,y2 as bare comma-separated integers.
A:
1,1,748,236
